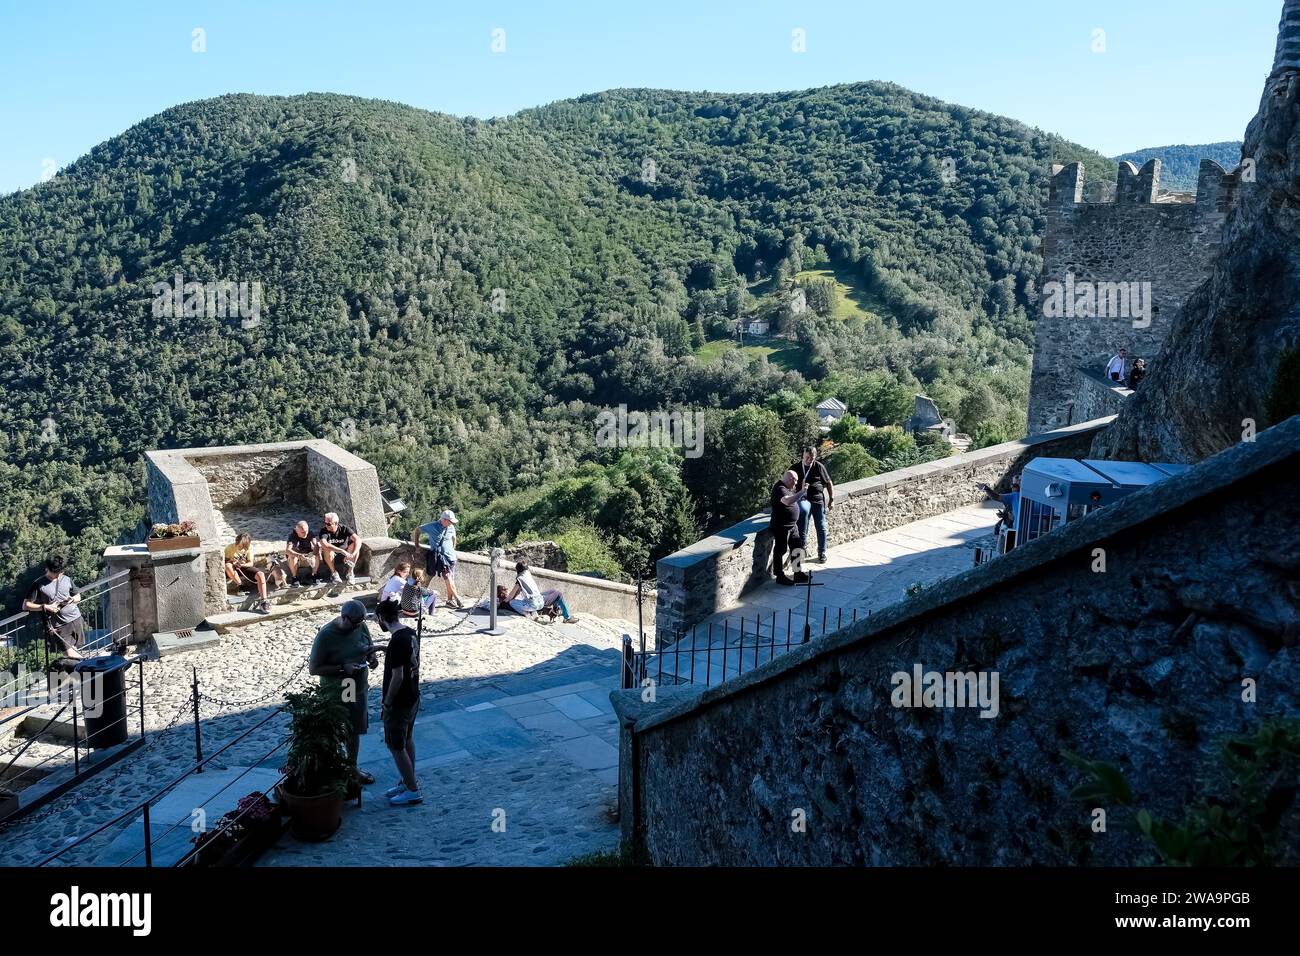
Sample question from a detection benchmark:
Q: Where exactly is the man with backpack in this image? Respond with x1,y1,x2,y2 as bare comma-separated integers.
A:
413,509,465,609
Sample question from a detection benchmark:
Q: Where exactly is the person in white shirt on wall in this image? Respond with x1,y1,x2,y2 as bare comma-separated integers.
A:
1106,348,1128,383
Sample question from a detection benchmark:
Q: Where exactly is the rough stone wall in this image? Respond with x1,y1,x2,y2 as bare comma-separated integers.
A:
1027,159,1236,434
1093,15,1300,463
1073,369,1132,425
654,420,1106,645
193,450,306,508
305,444,387,539
620,415,1300,865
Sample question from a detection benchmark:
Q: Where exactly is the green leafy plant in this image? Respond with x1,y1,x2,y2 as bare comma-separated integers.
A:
282,687,353,798
1065,719,1300,866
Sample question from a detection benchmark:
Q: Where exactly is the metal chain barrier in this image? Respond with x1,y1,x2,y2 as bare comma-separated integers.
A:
196,656,310,709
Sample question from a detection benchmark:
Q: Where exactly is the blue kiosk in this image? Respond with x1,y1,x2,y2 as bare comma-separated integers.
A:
984,458,1190,557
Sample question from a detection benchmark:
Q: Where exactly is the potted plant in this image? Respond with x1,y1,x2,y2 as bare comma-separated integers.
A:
146,519,200,553
277,686,353,841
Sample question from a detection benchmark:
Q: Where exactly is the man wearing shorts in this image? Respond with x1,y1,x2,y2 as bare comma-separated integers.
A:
382,623,422,806
282,521,319,585
318,512,360,585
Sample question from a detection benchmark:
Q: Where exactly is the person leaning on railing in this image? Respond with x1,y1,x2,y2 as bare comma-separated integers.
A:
23,554,86,660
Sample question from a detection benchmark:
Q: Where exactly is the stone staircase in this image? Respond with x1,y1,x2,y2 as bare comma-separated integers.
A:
207,576,374,633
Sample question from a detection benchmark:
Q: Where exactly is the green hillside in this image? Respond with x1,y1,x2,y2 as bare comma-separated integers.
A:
0,85,1115,596
1112,141,1243,191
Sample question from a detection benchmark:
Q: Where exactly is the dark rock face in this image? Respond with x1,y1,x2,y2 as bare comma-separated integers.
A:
1093,29,1300,462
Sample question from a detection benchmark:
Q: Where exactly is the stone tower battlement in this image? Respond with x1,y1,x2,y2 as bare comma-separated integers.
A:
1027,157,1244,434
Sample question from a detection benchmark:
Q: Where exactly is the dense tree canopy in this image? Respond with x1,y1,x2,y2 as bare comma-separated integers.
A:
0,87,1115,601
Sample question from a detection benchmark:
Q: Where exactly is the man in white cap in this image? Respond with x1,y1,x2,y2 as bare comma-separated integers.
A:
414,509,465,609
308,599,378,790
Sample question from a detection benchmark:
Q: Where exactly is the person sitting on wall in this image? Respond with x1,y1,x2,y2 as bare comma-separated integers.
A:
318,512,361,585
978,474,1021,538
1106,348,1128,383
397,575,438,626
282,521,320,585
1126,358,1147,390
506,561,579,624
769,470,810,587
376,561,414,633
223,532,273,614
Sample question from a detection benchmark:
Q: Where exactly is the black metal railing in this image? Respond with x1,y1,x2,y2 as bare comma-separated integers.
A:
35,702,290,868
0,656,148,824
622,601,871,691
0,569,134,680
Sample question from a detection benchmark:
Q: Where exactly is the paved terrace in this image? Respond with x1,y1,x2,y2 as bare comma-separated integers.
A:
651,503,1000,686
0,604,626,868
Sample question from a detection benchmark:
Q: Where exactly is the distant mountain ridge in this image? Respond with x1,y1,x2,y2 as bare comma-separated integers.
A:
1111,141,1243,191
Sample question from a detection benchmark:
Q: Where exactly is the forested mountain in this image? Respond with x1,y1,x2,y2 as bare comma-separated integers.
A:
1112,141,1243,190
0,86,1116,598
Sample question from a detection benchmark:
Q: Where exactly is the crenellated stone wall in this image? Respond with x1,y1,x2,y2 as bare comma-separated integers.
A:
1027,158,1239,435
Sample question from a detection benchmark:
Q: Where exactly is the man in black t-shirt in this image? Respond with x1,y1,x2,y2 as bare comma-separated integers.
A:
280,521,320,584
318,512,360,585
793,446,835,563
769,471,810,586
24,555,86,659
382,625,422,806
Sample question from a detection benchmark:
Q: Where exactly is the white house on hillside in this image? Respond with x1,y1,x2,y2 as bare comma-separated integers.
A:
816,398,848,424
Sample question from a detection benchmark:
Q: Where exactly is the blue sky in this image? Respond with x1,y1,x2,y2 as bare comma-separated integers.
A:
0,0,1284,195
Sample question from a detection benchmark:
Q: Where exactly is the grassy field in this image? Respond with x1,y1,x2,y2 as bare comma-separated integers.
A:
693,337,805,372
793,265,892,323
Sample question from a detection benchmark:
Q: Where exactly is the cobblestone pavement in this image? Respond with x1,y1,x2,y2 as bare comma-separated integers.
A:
0,605,626,867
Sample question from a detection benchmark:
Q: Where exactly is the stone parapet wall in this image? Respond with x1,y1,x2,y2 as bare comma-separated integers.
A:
374,541,652,628
618,414,1300,866
653,418,1111,645
1072,368,1132,425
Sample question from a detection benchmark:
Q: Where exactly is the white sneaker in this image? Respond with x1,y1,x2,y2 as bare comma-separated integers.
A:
384,783,406,798
389,790,422,807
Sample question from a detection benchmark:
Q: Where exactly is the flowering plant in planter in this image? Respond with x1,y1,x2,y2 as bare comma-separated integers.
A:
186,790,278,866
148,520,198,539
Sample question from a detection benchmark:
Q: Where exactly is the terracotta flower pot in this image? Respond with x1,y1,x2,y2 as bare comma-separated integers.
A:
276,783,343,842
147,534,201,554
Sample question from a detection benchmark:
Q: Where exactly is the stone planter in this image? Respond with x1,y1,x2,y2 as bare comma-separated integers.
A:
146,535,201,554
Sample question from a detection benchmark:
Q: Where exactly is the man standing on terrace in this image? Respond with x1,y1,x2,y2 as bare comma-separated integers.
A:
308,599,378,791
770,471,810,587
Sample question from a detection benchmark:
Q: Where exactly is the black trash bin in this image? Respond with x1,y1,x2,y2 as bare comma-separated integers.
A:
74,654,130,748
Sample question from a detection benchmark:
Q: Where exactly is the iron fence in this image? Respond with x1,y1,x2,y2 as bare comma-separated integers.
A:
622,600,870,691
0,656,148,824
